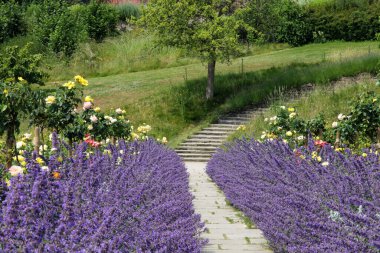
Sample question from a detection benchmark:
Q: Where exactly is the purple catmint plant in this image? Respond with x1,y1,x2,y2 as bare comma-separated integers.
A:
0,140,206,252
207,138,380,253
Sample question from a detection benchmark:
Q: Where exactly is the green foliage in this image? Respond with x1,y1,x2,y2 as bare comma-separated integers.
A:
49,5,88,57
85,1,119,42
333,91,380,147
242,0,311,46
0,43,45,84
116,3,140,22
0,1,26,43
306,2,380,42
141,0,251,64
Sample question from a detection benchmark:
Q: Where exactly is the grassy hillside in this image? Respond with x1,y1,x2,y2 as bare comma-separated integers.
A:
229,73,378,141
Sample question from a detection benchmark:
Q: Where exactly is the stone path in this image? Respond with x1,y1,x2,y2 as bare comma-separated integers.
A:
187,162,272,253
176,107,268,162
177,106,272,252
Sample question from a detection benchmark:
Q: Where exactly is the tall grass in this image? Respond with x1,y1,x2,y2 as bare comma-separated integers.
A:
116,3,141,21
44,31,197,80
229,74,377,141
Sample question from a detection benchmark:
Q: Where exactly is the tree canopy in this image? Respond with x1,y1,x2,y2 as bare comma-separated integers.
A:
141,0,255,99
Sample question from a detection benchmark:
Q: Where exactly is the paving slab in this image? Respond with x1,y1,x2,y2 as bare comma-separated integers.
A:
186,162,272,253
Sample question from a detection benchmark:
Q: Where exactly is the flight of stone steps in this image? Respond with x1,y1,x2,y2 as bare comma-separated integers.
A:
176,107,268,162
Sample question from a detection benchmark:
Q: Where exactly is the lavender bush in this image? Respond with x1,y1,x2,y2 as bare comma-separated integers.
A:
207,139,380,252
0,139,205,252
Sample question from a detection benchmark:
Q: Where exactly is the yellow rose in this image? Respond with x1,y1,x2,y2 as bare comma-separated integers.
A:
63,81,76,90
74,75,88,86
288,108,295,113
94,107,101,112
36,157,44,165
286,131,293,137
45,96,56,105
84,96,94,103
3,89,8,96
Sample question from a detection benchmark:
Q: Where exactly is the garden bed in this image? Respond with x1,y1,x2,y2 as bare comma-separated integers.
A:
0,139,206,252
207,138,380,252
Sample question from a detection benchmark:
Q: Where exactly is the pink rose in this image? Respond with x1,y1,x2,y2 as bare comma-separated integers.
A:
83,102,92,110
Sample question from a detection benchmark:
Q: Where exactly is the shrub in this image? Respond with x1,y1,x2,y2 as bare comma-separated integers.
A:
306,2,380,42
207,139,380,252
0,1,26,43
0,139,206,252
85,1,119,42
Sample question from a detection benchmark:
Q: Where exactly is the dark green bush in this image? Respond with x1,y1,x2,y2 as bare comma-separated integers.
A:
49,5,88,57
306,2,380,42
242,0,311,46
85,1,119,42
0,1,26,43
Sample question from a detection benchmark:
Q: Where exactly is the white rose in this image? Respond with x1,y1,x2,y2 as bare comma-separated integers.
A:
115,108,123,114
337,114,346,121
297,136,304,141
16,141,26,149
9,166,23,177
87,125,93,131
90,115,98,123
280,106,286,110
332,122,338,128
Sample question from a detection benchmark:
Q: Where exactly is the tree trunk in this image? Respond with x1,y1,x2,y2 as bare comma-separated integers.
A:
5,126,15,169
33,127,40,154
206,60,216,100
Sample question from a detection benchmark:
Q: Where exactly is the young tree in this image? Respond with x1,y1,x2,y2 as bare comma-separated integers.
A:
141,0,251,100
0,44,45,168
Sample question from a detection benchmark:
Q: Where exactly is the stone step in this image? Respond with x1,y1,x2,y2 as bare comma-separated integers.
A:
177,146,217,151
202,127,237,131
186,136,225,141
209,123,239,127
192,134,228,139
176,149,215,155
180,142,222,147
222,116,251,121
218,120,247,125
196,130,231,135
185,138,225,143
178,153,212,158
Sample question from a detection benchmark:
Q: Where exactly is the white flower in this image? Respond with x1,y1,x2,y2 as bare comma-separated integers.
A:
332,122,338,128
41,166,49,171
270,116,277,121
87,125,93,131
90,115,98,123
110,118,117,124
322,161,329,167
16,141,26,149
106,138,111,144
329,210,343,222
23,133,32,140
264,118,269,122
9,166,23,177
39,145,48,152
280,106,286,110
297,136,304,141
261,134,266,139
289,112,296,118
119,150,124,154
115,108,123,114
337,113,346,121
51,147,57,152
162,137,168,144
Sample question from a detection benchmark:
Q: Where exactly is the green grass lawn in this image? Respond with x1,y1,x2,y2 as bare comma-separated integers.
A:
39,41,380,146
77,41,378,109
